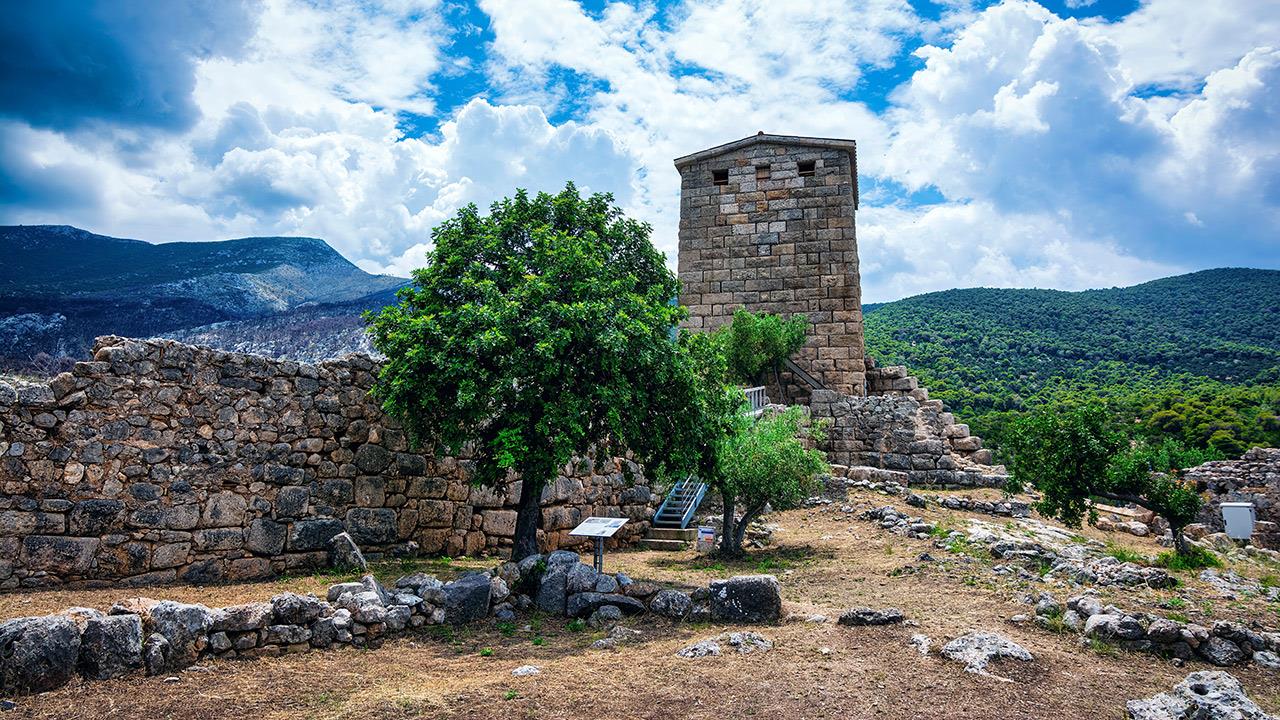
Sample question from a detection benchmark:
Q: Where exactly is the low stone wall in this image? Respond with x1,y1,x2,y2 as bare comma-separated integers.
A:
809,388,1006,489
1187,447,1280,547
0,554,783,697
1030,593,1280,669
0,337,657,589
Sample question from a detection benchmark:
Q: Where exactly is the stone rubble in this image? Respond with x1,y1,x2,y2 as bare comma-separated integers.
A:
677,631,773,659
837,607,905,626
0,554,782,696
1032,594,1280,668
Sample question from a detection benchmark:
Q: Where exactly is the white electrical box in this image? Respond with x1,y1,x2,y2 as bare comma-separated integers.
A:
1221,502,1256,541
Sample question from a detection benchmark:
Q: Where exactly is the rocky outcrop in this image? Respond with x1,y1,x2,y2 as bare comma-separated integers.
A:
1126,671,1277,720
0,337,657,587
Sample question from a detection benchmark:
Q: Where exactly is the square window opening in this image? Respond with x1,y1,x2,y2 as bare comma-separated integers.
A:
712,169,729,186
798,160,816,177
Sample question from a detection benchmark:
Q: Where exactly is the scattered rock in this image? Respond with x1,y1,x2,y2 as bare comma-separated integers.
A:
511,665,541,677
838,607,905,626
909,634,931,655
940,631,1034,681
676,631,772,659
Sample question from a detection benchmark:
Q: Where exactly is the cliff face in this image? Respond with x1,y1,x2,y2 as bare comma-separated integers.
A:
0,336,654,588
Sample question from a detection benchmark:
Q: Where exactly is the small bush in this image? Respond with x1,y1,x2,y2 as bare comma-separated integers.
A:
479,647,494,657
1165,611,1190,623
1155,546,1222,571
1105,544,1149,565
531,636,545,646
497,621,517,637
566,619,587,633
504,691,518,701
1259,575,1279,590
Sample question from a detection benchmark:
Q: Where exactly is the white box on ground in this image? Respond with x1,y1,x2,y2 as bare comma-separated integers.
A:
1221,502,1256,540
569,516,628,538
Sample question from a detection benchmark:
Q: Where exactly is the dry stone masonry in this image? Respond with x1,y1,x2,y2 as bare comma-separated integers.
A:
0,558,783,696
674,135,1003,488
1187,447,1280,548
675,133,865,398
0,336,657,588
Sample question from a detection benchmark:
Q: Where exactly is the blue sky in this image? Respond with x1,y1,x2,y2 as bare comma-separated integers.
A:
1,0,1277,302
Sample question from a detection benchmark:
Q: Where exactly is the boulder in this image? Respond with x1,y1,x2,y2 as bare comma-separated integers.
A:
78,614,143,680
1084,613,1145,642
289,518,345,552
708,575,782,624
535,561,572,615
148,601,218,670
265,624,311,645
838,607,905,626
649,589,693,620
385,605,411,632
327,582,366,603
588,605,623,630
1126,670,1277,720
142,633,170,676
566,563,601,595
213,597,273,630
329,532,368,572
338,591,386,625
566,592,646,618
444,572,492,625
1197,637,1248,667
0,616,81,695
271,592,326,625
594,574,619,594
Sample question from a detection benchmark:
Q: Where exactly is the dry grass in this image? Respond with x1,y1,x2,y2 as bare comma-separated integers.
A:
6,490,1280,720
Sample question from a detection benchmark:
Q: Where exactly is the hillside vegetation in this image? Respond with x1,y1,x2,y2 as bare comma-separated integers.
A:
863,268,1280,455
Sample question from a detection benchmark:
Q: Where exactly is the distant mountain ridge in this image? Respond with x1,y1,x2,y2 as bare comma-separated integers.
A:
0,225,406,369
862,267,1280,451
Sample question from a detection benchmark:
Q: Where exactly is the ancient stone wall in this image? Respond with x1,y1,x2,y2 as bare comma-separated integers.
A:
809,387,1006,489
675,134,865,397
0,337,656,589
1187,447,1280,547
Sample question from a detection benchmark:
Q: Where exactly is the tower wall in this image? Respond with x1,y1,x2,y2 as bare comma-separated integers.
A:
676,136,865,396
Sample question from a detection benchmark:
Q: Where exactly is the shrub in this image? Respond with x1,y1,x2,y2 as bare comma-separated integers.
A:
1154,546,1222,571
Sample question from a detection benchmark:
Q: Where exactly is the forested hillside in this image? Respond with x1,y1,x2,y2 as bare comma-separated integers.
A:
863,268,1280,455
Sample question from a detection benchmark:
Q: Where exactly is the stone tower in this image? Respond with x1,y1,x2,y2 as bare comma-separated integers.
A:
675,133,865,397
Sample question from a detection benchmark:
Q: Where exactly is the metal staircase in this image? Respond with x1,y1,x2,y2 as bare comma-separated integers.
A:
640,476,707,551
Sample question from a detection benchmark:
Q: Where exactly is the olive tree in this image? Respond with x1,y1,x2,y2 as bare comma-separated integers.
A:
718,308,807,403
366,185,689,559
1004,403,1208,556
714,405,828,555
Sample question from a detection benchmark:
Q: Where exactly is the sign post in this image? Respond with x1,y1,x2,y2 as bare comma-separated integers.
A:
568,517,628,573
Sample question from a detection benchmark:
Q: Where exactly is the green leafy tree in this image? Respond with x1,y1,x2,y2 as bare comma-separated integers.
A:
1107,438,1220,554
1004,403,1125,529
1005,403,1211,557
718,308,807,402
714,406,828,555
366,184,689,559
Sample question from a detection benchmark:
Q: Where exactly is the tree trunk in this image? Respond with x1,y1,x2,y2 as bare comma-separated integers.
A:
720,491,742,557
1172,525,1192,556
734,504,764,551
773,365,788,406
512,477,542,560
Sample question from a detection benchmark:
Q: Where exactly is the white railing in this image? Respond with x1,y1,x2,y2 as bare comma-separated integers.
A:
744,386,768,415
